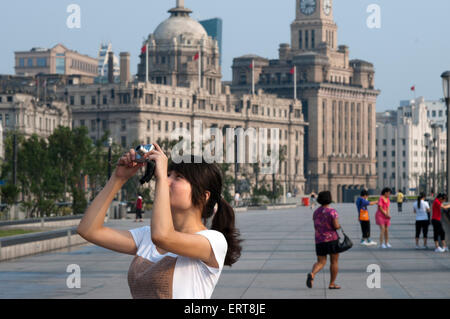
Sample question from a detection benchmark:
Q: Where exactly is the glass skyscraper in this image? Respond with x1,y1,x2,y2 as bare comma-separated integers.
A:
199,18,223,66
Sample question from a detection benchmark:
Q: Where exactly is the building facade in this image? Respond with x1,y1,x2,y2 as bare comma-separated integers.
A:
230,0,380,202
199,18,223,67
376,97,447,195
56,0,308,195
96,43,120,84
15,44,98,78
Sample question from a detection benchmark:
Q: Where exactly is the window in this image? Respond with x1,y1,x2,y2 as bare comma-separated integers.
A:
80,120,85,127
19,58,25,67
383,151,387,157
121,119,126,131
103,95,107,105
402,139,406,146
91,96,96,105
147,120,151,131
392,139,395,146
158,121,161,131
37,58,47,67
165,121,169,132
27,58,33,67
392,151,395,157
432,111,436,117
383,139,387,146
91,120,96,132
80,96,85,105
70,96,74,105
102,120,108,131
297,30,304,50
121,136,127,148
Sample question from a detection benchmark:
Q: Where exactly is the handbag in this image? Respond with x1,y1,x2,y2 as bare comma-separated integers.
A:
336,227,353,253
359,209,369,221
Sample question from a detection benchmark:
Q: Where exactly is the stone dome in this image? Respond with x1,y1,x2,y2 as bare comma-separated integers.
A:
153,16,207,42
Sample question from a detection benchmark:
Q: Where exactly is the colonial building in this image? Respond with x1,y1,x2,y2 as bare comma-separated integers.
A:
15,44,98,79
230,0,380,202
376,97,447,195
57,0,308,195
0,75,71,159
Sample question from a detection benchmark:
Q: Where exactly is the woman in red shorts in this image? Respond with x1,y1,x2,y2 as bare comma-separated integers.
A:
376,188,392,249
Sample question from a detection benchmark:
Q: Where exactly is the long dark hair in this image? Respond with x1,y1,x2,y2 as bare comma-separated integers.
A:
168,156,242,266
417,192,425,209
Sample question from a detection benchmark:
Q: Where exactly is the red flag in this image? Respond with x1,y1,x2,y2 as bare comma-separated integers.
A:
290,66,295,74
411,85,415,91
141,44,147,54
249,61,253,69
194,52,199,61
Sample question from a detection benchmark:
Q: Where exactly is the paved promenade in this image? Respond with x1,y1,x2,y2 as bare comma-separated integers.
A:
0,203,449,299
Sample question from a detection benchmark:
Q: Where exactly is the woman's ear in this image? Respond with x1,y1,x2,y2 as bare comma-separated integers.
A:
205,191,211,203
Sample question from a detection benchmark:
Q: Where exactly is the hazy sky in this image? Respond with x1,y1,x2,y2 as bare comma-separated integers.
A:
1,0,449,111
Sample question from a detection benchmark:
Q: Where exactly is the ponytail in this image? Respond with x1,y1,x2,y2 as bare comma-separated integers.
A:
418,192,425,209
211,198,243,266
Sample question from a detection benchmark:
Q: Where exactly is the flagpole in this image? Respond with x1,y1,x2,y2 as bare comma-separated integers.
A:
252,59,255,95
199,47,202,90
294,66,297,101
145,41,149,84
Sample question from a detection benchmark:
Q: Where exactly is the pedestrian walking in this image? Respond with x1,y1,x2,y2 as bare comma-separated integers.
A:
310,192,317,210
135,194,144,223
77,146,242,299
376,188,392,249
397,190,404,213
306,191,342,290
413,193,430,249
431,193,450,253
234,192,241,207
355,190,378,246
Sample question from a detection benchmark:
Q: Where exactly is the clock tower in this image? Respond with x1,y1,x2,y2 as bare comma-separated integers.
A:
291,0,338,52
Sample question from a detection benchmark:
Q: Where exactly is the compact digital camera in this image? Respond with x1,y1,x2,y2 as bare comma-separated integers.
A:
134,144,155,163
134,144,156,184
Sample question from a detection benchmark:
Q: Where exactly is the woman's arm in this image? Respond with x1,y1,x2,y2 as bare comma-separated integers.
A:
77,150,146,255
332,217,341,230
148,145,219,268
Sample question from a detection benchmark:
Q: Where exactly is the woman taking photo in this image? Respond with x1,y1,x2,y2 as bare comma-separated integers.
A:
413,193,430,249
307,191,342,290
376,188,392,249
77,145,242,299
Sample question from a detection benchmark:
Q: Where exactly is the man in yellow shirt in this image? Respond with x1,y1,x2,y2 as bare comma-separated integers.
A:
397,191,404,212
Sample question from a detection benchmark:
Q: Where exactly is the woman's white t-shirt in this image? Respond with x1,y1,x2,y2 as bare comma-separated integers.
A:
128,226,227,299
413,200,430,221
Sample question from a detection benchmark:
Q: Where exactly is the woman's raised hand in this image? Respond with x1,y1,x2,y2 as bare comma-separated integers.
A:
146,143,168,182
114,148,146,182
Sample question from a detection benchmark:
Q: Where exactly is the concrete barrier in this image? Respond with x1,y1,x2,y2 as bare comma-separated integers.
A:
0,215,83,230
0,227,87,262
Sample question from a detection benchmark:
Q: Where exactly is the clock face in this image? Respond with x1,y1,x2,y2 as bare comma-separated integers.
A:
323,0,332,15
300,0,317,16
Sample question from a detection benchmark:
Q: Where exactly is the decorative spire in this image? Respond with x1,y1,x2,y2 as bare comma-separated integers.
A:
169,0,192,16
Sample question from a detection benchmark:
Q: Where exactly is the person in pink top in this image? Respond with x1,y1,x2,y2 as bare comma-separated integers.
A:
376,188,392,248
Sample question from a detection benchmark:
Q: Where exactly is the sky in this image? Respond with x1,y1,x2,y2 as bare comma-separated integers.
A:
0,0,449,111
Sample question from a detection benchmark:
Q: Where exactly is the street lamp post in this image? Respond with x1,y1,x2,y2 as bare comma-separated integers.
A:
424,133,430,196
441,71,450,194
107,137,113,180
